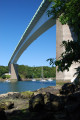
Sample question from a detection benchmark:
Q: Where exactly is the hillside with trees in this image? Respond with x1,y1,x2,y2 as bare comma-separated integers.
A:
18,65,56,79
0,66,9,77
0,65,56,79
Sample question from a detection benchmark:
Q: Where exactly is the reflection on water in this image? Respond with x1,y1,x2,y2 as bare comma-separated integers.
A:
8,82,20,92
0,80,56,94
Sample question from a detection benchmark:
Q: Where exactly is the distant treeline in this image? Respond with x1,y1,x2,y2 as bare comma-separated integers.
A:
18,65,56,79
0,65,56,79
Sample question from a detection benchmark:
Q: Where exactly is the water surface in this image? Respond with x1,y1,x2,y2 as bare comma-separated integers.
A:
0,80,56,94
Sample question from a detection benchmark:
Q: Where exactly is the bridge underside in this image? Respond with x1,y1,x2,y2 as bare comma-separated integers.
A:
9,0,79,81
9,20,79,81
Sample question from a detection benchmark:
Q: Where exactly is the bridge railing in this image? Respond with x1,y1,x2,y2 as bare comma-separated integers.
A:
8,0,51,65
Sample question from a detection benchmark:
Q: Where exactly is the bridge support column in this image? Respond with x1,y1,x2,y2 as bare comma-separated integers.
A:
56,20,79,81
9,64,19,81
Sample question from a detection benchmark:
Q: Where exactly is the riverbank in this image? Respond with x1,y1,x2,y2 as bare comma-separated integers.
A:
21,78,56,81
0,85,61,120
0,84,61,110
1,80,80,120
0,78,56,82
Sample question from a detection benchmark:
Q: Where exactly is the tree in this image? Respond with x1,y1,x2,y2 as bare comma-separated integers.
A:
0,66,9,77
2,75,11,79
18,65,56,79
47,0,80,77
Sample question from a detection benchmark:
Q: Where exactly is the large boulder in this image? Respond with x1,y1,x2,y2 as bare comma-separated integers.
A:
29,92,64,112
29,94,44,112
59,83,75,95
65,102,80,120
44,92,62,111
63,90,80,120
51,101,62,112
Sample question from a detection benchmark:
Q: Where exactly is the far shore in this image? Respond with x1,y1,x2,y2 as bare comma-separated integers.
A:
0,78,71,84
0,78,56,82
0,77,71,86
21,78,56,81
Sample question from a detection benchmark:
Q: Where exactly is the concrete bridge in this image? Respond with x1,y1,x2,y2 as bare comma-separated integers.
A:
8,0,79,81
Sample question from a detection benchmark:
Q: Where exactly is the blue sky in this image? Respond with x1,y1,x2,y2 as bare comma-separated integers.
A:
0,0,56,67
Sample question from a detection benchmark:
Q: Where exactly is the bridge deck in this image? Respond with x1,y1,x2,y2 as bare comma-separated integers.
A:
8,0,51,65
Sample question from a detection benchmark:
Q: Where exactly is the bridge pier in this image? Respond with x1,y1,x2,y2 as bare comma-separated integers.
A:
8,0,79,82
9,64,19,81
56,20,79,81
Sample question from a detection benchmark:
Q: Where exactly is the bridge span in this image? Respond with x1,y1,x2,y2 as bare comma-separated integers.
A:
8,0,79,81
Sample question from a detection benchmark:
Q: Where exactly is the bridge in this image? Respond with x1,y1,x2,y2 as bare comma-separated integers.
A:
8,0,78,81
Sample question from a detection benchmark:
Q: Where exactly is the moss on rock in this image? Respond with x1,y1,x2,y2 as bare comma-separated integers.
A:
21,91,34,99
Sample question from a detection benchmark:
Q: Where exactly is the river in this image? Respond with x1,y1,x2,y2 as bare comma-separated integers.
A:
0,80,56,94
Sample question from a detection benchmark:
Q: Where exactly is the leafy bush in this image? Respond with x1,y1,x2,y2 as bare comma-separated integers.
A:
2,75,11,79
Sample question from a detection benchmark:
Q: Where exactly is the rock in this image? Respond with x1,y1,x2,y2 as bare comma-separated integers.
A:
29,94,44,112
20,91,34,99
0,101,14,110
72,91,80,102
44,92,61,111
0,108,7,120
44,92,51,104
29,92,64,112
44,92,59,103
59,83,75,95
51,101,61,111
7,92,21,99
65,103,80,120
63,90,80,120
0,92,21,100
34,86,61,95
54,112,67,120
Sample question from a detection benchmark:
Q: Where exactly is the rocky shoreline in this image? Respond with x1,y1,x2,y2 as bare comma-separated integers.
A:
0,83,80,120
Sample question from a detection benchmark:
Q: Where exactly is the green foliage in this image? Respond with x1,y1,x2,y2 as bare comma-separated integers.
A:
6,75,11,79
0,65,10,79
21,91,34,98
2,75,6,79
0,65,56,79
18,65,56,79
47,58,55,66
55,40,80,72
0,66,9,77
48,0,80,35
2,75,11,79
48,0,80,76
